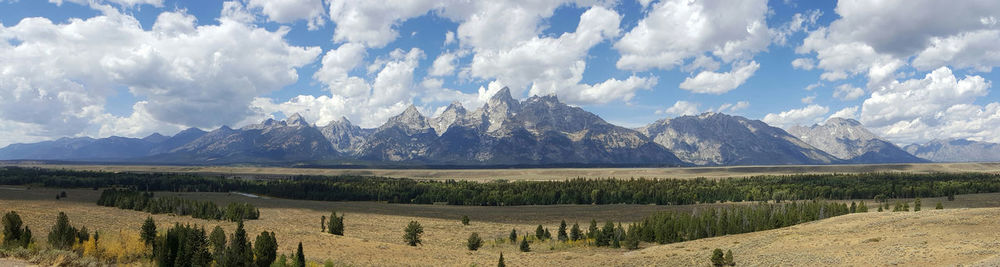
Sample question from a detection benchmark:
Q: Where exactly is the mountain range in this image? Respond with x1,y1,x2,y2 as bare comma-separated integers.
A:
0,88,982,166
903,139,1000,162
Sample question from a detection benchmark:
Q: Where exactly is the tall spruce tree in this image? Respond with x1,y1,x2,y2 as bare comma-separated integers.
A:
570,223,582,241
295,242,305,267
224,221,254,266
47,212,77,250
557,220,568,242
254,231,278,267
2,211,27,248
509,229,517,243
141,216,156,247
497,252,505,267
519,236,530,252
209,226,226,265
321,215,326,233
535,225,545,240
587,219,598,239
328,212,344,236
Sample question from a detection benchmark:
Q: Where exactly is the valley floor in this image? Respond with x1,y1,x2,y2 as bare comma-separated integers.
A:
7,162,1000,181
3,187,1000,266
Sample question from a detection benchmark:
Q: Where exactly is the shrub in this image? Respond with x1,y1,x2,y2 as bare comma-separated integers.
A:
535,225,545,240
519,236,530,252
467,232,482,251
461,215,470,225
711,248,725,267
936,202,944,209
725,249,735,266
509,229,517,243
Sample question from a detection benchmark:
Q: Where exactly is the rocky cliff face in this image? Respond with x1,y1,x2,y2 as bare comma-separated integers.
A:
787,118,925,163
904,139,1000,162
638,112,840,166
319,117,372,155
163,113,335,163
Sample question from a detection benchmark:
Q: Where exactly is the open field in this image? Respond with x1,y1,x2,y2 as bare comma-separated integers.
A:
7,162,1000,181
4,186,1000,266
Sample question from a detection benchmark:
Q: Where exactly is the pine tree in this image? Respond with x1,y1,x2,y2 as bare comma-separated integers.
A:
557,220,568,242
858,201,868,212
141,216,157,247
850,201,857,213
254,231,278,267
2,211,26,248
543,228,551,240
936,202,944,209
596,221,614,246
724,249,735,266
624,224,640,250
19,226,31,249
878,205,883,212
321,215,326,233
509,229,517,243
519,236,530,252
497,252,505,267
914,198,921,212
328,212,344,236
295,242,305,267
404,221,423,246
47,212,77,250
461,215,470,225
570,223,582,241
224,221,254,266
535,225,545,240
467,232,483,251
186,226,212,267
209,226,226,265
612,223,623,248
711,248,725,267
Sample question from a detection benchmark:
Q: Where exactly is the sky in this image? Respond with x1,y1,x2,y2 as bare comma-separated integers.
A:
0,0,999,147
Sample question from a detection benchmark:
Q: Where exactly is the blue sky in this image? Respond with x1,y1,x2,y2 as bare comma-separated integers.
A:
1,0,999,146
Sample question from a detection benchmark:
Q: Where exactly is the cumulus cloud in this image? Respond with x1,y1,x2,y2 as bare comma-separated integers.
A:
791,58,815,70
0,3,319,143
663,101,701,116
711,101,750,114
678,61,759,94
429,51,458,76
833,84,864,101
247,0,327,30
828,106,859,121
772,9,822,46
762,104,829,128
615,0,769,71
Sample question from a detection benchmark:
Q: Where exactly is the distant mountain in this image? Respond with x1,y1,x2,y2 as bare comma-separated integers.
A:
0,136,153,161
318,117,372,155
638,112,840,166
156,113,335,163
787,118,926,163
904,139,1000,162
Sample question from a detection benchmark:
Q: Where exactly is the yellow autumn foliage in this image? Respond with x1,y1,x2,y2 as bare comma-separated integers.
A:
99,230,149,264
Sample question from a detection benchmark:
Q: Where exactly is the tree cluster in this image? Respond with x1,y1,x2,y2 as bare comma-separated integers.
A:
326,212,344,235
1,211,32,248
97,189,259,221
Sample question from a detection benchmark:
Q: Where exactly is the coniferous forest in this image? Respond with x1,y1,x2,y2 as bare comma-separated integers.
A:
97,189,259,221
2,166,998,206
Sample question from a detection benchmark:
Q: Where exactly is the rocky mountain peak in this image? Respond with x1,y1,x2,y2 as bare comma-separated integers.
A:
430,102,468,135
285,113,309,127
824,117,862,127
384,105,431,133
786,118,922,163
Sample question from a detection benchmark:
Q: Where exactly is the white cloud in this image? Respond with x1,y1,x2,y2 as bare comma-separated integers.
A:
833,84,864,101
678,61,759,94
327,0,442,48
444,31,455,45
429,52,457,76
615,0,770,71
314,43,368,98
828,106,858,121
710,101,750,114
664,101,701,116
791,57,814,70
0,5,320,143
247,0,327,30
49,0,163,8
912,30,1000,72
762,104,829,128
861,67,989,128
801,95,816,104
772,9,821,46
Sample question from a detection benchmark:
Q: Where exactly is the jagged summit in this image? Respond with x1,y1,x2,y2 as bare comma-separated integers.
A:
786,118,924,163
285,113,309,127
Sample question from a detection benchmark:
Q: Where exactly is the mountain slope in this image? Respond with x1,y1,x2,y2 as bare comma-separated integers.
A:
787,118,925,163
638,112,840,166
904,139,1000,162
160,114,335,163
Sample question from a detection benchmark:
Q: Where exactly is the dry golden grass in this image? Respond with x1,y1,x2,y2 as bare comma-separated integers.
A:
3,186,1000,266
9,162,1000,181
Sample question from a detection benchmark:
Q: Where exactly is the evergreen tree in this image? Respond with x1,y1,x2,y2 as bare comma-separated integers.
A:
254,231,278,267
878,205,883,212
544,228,551,240
624,224,640,250
275,254,288,267
461,215,470,225
497,252,505,267
535,225,545,240
724,249,735,266
321,215,326,233
711,248,725,267
141,216,157,247
903,202,910,211
850,201,857,213
47,212,77,250
295,242,305,267
186,226,212,267
936,202,944,209
509,229,517,243
2,211,26,248
612,223,623,248
519,236,530,252
19,226,31,249
467,232,483,251
858,202,868,212
403,221,423,246
209,226,226,265
587,219,598,239
328,212,344,236
557,220,568,242
224,221,254,266
570,223,582,241
597,221,614,246
914,198,921,211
